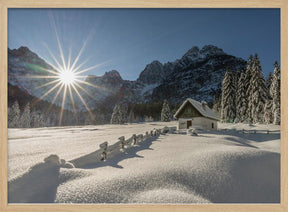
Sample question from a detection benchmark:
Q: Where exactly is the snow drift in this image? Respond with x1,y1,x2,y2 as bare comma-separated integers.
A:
8,122,280,203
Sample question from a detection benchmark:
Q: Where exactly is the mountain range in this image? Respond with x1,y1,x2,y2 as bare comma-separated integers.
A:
8,45,247,112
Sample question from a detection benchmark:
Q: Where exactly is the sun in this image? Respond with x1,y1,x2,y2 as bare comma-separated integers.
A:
58,69,76,85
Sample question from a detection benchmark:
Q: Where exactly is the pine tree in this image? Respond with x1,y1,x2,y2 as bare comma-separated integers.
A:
119,103,128,124
84,113,94,125
248,54,268,123
263,99,273,124
235,71,248,122
266,72,273,92
270,61,280,125
212,93,221,117
221,69,236,123
161,100,171,122
20,103,31,128
110,102,128,124
31,111,45,128
111,104,120,124
8,101,20,128
245,55,254,122
128,108,135,123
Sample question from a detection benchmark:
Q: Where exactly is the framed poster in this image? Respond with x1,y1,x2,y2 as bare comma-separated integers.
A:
0,0,287,211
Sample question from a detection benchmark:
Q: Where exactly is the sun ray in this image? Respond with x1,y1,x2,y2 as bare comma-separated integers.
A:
69,27,95,72
52,17,67,71
67,47,72,71
74,82,96,99
34,79,61,89
69,40,88,72
71,83,94,118
75,79,107,91
43,43,64,72
21,75,59,79
31,81,62,107
45,83,65,115
59,84,68,125
71,57,91,73
26,62,59,75
74,60,111,75
68,84,78,122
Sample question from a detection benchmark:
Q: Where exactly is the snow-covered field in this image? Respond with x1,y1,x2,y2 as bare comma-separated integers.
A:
8,122,280,203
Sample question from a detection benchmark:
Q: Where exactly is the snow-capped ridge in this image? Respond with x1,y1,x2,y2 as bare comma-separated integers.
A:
103,70,123,81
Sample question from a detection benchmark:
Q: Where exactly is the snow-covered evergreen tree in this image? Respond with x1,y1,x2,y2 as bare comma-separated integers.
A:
244,55,254,122
212,93,221,117
235,71,248,122
111,104,120,124
161,100,171,122
270,61,280,125
84,113,94,125
128,108,135,123
263,99,273,124
31,111,45,128
20,103,31,128
110,102,128,124
221,69,236,123
8,101,20,128
145,116,154,122
248,54,268,123
266,72,273,92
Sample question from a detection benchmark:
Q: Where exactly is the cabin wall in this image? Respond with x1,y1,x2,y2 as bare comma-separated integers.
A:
177,117,218,130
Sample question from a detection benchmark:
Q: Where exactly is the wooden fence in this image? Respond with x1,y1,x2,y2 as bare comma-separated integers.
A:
69,128,164,168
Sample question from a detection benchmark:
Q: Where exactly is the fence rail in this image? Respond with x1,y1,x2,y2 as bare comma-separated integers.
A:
69,127,166,168
221,128,280,134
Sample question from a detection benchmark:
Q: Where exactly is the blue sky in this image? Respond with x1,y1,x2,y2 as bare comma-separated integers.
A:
8,8,280,80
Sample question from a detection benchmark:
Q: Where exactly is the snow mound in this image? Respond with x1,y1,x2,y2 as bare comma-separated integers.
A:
44,154,60,165
8,123,280,203
8,154,61,203
129,188,210,203
55,135,279,203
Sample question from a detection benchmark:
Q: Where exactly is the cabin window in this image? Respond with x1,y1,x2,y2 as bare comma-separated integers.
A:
212,123,214,129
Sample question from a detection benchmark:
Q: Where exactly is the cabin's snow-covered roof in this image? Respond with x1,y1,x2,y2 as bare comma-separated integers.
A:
174,98,220,121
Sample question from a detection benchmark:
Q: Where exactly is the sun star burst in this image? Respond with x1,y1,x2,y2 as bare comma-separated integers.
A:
59,69,76,85
25,15,110,126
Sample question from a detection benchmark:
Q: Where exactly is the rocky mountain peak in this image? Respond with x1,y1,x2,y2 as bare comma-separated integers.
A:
182,46,200,58
200,45,226,56
103,70,123,80
9,46,38,59
137,60,164,85
9,46,51,70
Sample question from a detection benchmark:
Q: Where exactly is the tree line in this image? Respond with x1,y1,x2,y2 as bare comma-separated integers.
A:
110,99,173,124
214,54,280,125
8,102,46,128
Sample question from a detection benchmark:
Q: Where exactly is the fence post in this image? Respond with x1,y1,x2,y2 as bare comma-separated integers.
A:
99,141,108,161
119,136,125,150
153,129,157,136
133,134,137,145
267,130,269,134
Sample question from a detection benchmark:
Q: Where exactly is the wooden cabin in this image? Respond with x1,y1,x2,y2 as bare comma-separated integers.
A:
174,98,219,130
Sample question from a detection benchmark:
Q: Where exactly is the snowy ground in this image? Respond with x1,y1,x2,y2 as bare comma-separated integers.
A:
8,122,280,203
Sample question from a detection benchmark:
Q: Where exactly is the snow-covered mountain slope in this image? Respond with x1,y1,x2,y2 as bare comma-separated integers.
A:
8,45,246,110
8,122,280,203
151,45,247,103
